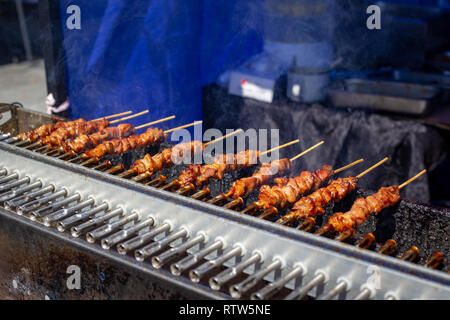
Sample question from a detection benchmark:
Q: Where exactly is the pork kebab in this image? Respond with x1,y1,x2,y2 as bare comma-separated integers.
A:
74,121,203,167
315,169,427,236
115,129,245,183
206,141,324,209
240,158,364,217
28,110,149,153
275,157,389,226
11,110,131,145
56,115,175,159
160,139,300,196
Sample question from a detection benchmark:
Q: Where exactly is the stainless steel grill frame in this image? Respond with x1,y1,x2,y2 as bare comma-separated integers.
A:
1,140,449,300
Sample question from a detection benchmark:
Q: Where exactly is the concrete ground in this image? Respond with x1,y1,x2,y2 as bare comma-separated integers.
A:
0,59,47,113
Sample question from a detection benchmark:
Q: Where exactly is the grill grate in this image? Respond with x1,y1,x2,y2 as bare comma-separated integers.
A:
1,106,449,299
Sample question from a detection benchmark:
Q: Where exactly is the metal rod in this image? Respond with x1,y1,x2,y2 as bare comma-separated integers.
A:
135,228,188,261
5,185,54,211
42,198,95,226
17,189,67,215
189,246,243,283
318,280,348,300
284,272,327,300
0,168,8,176
71,207,123,238
151,234,205,269
209,252,262,291
353,288,372,300
0,133,12,141
251,265,304,300
31,193,81,220
0,172,19,185
170,240,223,276
86,211,139,243
0,180,42,204
230,259,282,299
0,177,30,194
101,218,154,250
57,202,109,232
117,223,170,255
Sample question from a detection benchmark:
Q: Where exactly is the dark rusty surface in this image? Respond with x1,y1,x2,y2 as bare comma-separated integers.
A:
0,209,205,300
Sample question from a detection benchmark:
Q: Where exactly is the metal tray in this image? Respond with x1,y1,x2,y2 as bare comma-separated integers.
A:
328,79,442,115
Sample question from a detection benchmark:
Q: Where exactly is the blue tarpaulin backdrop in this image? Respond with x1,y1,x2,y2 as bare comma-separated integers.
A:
59,0,263,131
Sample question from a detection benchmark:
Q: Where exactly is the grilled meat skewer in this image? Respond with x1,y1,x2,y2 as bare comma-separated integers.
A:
36,110,149,149
241,165,334,216
118,129,243,180
84,128,166,159
276,158,388,225
315,169,426,235
322,185,401,233
170,140,299,195
207,141,324,206
18,118,86,143
178,150,260,188
41,118,111,147
130,141,205,176
277,177,358,224
76,121,202,166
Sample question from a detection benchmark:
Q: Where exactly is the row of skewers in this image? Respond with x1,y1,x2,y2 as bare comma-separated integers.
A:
1,110,445,270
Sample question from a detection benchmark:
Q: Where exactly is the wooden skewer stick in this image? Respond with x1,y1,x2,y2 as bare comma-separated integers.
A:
356,157,389,178
164,120,202,133
260,139,300,156
109,110,149,124
399,169,427,189
134,115,176,130
204,129,244,146
333,158,364,175
290,141,324,161
92,110,132,121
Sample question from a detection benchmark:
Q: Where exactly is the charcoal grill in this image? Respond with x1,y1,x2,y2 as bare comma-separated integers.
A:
0,103,449,300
